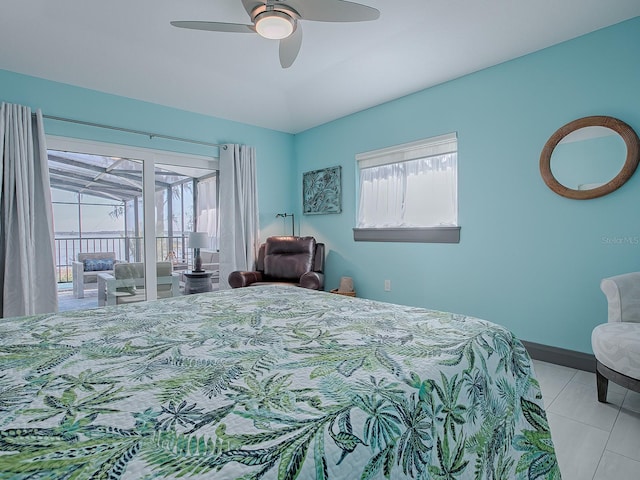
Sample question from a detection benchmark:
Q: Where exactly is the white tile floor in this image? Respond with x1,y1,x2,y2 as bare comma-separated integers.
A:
534,360,640,480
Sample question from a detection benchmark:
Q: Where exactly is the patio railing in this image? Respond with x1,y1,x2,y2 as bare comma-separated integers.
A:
54,235,192,282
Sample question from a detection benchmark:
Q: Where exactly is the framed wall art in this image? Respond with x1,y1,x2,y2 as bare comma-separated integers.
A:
302,166,342,215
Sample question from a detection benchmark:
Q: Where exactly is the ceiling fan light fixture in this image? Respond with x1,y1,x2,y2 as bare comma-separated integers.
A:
255,11,295,40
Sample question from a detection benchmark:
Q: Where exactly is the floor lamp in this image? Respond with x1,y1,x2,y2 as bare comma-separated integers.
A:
276,213,295,236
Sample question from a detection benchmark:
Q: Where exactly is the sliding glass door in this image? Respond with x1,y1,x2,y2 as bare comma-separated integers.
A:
154,163,219,295
48,150,148,308
47,137,219,312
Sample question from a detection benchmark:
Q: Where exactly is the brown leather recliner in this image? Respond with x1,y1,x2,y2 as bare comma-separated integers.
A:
228,236,325,290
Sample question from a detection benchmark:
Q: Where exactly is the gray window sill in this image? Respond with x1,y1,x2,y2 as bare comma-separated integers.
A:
353,226,461,243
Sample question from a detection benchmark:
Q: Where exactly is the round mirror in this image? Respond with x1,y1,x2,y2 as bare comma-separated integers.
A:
540,116,640,199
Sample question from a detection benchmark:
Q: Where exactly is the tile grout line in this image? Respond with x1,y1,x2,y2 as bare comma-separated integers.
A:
591,444,609,480
544,368,578,411
592,387,632,479
602,448,640,464
543,366,576,480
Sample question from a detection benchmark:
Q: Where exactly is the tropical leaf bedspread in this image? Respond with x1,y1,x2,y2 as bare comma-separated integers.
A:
0,285,560,479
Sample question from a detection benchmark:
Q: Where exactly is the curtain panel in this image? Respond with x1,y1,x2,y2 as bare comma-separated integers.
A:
357,153,458,228
0,103,58,317
196,176,219,250
219,144,259,289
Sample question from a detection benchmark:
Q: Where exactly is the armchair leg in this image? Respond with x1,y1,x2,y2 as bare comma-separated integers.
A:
171,275,179,297
596,366,608,403
73,276,85,299
72,262,85,299
97,275,106,307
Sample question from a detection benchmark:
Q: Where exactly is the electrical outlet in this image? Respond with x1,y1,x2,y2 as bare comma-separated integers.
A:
384,279,391,291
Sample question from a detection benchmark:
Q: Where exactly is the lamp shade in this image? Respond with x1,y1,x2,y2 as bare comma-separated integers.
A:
188,232,209,249
338,276,354,293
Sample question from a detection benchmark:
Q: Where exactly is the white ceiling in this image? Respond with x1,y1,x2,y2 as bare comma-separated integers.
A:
1,1,639,134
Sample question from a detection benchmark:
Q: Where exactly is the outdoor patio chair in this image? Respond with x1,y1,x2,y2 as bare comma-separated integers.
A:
72,252,117,299
97,261,179,306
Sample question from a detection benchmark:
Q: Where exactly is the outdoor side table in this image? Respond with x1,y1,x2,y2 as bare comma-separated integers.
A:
183,271,213,295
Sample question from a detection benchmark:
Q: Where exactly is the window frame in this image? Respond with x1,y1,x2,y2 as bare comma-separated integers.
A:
353,133,461,243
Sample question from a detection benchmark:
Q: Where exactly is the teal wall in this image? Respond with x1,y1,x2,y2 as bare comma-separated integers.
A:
0,70,296,238
294,16,640,354
2,17,639,353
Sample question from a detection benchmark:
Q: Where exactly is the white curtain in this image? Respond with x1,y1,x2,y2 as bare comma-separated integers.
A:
358,153,458,228
0,103,58,317
219,144,259,289
196,176,219,250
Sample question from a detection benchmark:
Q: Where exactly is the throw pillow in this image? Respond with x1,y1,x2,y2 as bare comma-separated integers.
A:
83,258,114,272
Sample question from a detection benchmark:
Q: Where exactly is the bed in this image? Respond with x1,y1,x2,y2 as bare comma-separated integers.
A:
0,285,560,479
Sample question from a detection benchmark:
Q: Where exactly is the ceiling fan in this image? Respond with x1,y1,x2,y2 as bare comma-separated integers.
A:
171,0,380,68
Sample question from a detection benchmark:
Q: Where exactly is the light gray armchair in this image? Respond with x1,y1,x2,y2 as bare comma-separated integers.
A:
198,250,220,272
98,261,179,306
592,272,640,402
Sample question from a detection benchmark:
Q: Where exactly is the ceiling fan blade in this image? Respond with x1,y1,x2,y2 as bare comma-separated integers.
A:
286,0,379,22
279,24,302,68
170,21,255,33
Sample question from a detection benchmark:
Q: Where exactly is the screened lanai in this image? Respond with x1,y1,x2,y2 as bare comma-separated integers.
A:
49,149,218,284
